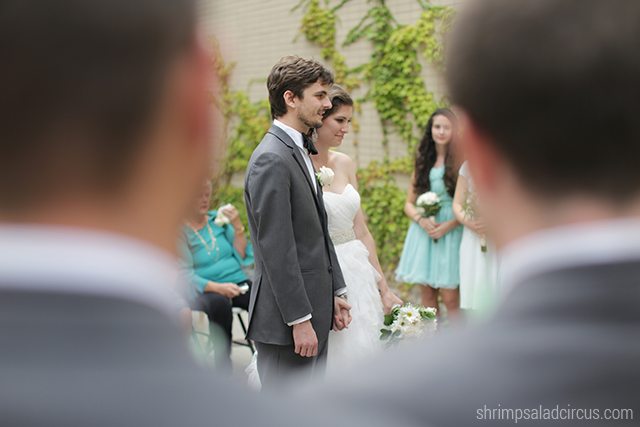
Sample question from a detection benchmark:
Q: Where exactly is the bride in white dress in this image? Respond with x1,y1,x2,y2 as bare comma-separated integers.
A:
312,85,403,369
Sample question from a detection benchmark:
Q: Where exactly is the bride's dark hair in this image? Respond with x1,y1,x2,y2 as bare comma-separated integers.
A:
322,84,353,119
413,108,459,197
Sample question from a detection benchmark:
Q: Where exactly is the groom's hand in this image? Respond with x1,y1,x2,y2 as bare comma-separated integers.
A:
292,320,318,357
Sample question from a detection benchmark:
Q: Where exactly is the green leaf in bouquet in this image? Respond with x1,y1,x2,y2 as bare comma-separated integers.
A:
380,328,392,340
383,313,395,326
419,308,436,320
422,202,441,217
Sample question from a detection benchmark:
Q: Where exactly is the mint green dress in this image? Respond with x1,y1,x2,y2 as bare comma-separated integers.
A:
395,166,462,288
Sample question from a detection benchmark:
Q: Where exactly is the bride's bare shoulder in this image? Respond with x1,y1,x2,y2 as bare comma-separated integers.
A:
328,150,356,171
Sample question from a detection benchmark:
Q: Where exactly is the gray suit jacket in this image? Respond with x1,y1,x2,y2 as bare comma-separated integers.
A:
0,288,401,427
322,260,640,426
244,124,346,346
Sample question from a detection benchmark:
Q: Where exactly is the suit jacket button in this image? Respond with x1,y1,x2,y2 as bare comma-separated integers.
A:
328,266,333,273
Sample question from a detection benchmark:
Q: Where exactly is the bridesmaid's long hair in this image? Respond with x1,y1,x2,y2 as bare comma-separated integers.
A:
413,108,459,197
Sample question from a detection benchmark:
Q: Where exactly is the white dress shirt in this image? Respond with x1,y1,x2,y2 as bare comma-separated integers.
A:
0,224,186,318
499,218,640,298
273,119,318,193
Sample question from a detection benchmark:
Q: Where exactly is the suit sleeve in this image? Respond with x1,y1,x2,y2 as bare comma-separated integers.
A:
246,152,313,324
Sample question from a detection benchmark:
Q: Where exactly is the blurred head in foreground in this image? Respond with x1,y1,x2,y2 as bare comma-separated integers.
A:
0,0,214,252
447,0,640,247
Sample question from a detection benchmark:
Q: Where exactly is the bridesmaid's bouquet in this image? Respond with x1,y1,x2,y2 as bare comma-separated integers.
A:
416,191,441,242
416,191,441,218
462,191,488,252
380,303,437,344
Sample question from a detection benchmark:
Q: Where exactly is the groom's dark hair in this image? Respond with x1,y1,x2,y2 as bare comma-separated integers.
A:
446,0,640,202
267,56,334,119
0,0,197,214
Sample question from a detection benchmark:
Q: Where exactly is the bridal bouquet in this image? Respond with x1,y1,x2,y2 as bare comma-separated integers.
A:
416,191,441,242
380,303,437,343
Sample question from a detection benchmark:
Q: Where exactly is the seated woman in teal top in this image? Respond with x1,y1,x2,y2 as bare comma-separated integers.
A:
181,180,253,369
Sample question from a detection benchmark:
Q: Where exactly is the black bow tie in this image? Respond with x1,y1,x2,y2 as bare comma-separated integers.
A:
302,131,318,155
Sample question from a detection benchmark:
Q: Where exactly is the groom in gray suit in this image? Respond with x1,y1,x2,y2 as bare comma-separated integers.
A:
244,56,351,389
319,0,640,425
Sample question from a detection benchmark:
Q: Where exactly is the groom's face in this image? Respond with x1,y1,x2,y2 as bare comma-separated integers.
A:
296,81,332,130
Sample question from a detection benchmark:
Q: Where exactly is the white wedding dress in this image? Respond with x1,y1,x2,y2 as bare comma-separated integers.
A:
324,184,385,370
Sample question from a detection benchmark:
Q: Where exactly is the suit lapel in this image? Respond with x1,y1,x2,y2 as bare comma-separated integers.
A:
291,145,319,199
267,125,334,261
267,126,323,208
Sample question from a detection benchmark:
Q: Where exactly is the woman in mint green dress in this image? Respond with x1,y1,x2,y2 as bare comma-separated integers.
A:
396,108,462,317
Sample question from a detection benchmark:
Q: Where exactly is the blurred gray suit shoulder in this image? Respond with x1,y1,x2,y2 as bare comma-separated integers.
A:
325,261,640,426
0,289,361,427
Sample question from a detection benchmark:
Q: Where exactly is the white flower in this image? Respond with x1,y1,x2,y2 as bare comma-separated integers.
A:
214,208,230,227
415,192,442,227
316,166,334,187
400,320,423,338
399,304,421,324
380,303,439,343
389,318,402,334
420,307,437,318
416,191,440,207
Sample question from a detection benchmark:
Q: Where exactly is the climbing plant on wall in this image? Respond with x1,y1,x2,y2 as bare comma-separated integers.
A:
294,0,360,91
212,41,271,186
343,0,453,151
209,41,271,223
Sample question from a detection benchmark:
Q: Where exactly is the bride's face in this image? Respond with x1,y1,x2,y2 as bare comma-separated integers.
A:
317,105,353,148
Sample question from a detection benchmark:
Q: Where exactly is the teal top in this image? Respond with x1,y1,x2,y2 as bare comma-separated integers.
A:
181,210,254,294
429,165,454,205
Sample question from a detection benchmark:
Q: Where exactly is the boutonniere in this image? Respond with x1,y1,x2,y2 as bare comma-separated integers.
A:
316,166,335,187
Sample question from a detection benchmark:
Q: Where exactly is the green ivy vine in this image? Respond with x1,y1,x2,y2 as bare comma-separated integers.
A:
344,0,453,151
209,41,271,224
294,0,359,91
357,160,410,272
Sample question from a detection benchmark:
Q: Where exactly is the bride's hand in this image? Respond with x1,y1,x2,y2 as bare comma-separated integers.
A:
381,290,403,314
